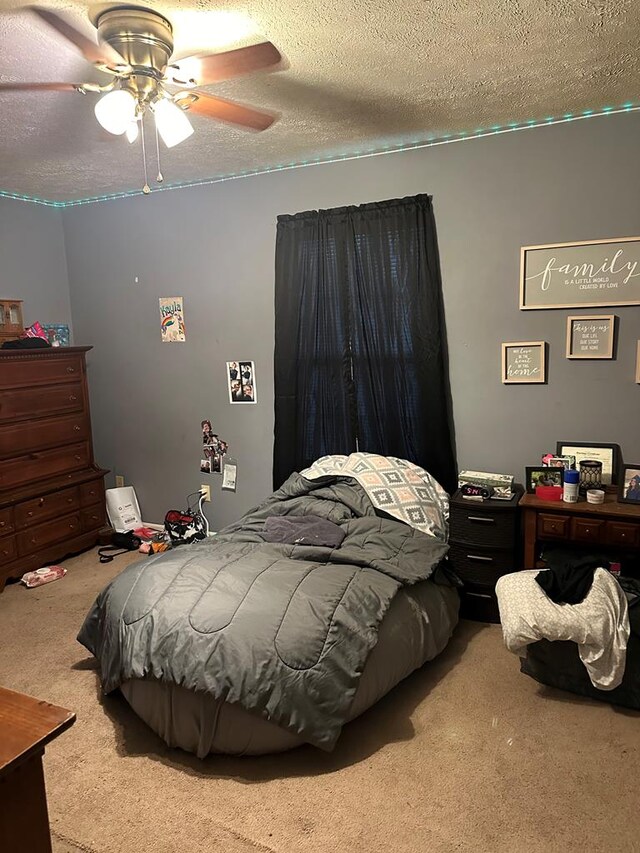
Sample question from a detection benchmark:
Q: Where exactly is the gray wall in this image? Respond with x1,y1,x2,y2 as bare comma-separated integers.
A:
0,198,72,333
62,111,640,528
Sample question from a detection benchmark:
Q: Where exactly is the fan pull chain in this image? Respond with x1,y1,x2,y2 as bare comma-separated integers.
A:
140,115,151,195
154,122,164,184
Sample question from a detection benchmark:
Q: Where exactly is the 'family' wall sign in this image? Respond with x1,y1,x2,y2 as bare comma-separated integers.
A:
520,236,640,310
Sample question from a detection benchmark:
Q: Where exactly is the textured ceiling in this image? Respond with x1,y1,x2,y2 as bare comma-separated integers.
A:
0,0,638,202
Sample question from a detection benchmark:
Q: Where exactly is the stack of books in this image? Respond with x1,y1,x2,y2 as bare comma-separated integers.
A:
458,470,515,501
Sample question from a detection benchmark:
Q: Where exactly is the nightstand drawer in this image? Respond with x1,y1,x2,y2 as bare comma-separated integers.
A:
537,513,570,539
459,585,501,624
448,543,516,586
450,504,517,548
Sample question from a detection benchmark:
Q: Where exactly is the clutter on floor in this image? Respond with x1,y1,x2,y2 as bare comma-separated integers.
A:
20,565,67,588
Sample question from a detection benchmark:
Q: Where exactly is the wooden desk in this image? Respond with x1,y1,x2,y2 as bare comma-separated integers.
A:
0,687,75,853
520,492,640,569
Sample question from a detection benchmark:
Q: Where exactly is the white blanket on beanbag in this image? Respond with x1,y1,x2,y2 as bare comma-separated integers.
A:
496,568,629,691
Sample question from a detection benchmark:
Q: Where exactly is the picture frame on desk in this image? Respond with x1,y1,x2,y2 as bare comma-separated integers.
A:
556,441,620,486
525,466,563,493
619,464,640,504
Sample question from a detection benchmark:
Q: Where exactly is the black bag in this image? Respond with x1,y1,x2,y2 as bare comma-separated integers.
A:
164,492,208,545
98,530,142,563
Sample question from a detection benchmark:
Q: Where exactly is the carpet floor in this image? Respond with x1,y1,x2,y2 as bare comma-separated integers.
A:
0,547,638,853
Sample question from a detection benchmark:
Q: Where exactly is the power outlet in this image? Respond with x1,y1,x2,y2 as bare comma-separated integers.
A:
200,484,211,502
115,475,125,488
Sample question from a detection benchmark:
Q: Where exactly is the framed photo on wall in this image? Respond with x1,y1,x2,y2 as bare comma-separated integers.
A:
556,441,621,486
520,236,640,310
501,341,546,384
565,315,615,359
619,464,640,504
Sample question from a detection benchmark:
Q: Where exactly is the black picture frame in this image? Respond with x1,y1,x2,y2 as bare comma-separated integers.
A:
525,466,564,494
555,441,621,486
618,464,640,504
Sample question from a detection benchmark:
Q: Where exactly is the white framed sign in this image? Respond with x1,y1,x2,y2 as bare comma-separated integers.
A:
501,341,546,384
565,315,615,359
520,236,640,310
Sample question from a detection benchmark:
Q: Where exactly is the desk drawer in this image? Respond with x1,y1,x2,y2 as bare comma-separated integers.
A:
450,505,517,548
0,413,89,457
17,514,81,556
448,543,516,586
0,355,83,389
0,443,90,490
0,383,84,423
537,513,570,539
571,517,605,544
15,487,80,530
605,521,640,548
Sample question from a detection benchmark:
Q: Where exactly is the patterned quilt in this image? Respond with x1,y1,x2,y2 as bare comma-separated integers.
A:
300,453,448,540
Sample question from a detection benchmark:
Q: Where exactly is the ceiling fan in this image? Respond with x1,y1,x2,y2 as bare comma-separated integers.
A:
0,5,284,191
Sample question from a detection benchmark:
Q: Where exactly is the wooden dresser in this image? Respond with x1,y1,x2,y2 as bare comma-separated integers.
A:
0,346,108,591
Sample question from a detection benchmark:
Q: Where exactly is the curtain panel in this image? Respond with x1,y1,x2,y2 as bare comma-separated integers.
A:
273,194,457,493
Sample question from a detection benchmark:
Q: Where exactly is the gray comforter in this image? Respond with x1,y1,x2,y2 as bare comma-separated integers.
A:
78,473,449,750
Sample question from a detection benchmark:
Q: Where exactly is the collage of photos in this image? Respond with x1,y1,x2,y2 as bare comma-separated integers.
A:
227,361,257,404
200,419,229,474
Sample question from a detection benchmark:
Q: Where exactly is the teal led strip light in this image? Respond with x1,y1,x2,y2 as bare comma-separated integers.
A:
1,102,638,208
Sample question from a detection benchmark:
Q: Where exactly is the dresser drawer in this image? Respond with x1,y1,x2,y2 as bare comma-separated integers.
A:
0,442,90,490
15,487,80,530
605,521,640,548
0,413,89,457
0,535,17,566
0,382,84,424
80,480,104,507
17,514,82,556
450,504,517,548
81,504,106,531
448,543,517,586
571,517,605,544
0,507,14,537
0,355,83,389
537,513,570,539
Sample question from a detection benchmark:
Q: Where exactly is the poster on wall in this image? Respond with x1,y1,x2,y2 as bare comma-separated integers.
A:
520,237,640,310
501,341,546,384
565,315,615,359
201,419,229,474
159,297,186,342
227,361,257,403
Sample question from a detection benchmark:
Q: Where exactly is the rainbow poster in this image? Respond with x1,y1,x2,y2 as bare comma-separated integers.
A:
159,297,186,343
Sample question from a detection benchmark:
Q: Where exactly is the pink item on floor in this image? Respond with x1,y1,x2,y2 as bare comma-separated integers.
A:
21,566,67,588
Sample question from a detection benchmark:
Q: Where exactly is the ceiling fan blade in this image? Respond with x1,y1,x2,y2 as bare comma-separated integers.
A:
30,7,129,69
0,81,81,92
177,91,278,131
167,42,283,87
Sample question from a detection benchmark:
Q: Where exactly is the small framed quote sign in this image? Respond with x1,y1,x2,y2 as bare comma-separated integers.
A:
520,236,640,310
501,341,546,384
565,314,615,359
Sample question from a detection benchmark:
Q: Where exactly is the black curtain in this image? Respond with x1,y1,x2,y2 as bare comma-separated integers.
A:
273,194,457,493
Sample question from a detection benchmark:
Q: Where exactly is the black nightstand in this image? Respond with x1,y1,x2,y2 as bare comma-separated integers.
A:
448,486,523,622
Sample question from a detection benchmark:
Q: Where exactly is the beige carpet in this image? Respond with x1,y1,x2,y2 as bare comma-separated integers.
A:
0,548,638,853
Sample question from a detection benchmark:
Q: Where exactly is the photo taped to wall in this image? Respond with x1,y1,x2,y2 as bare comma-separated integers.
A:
227,361,257,404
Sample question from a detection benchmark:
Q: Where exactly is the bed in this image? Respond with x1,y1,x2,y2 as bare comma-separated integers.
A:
78,454,459,756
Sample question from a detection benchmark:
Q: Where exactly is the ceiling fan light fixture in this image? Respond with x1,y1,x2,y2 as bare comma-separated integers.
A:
152,98,194,148
125,119,139,143
94,89,136,135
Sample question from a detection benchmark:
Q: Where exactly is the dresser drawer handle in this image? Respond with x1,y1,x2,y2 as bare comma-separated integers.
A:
66,366,75,373
0,521,5,528
67,497,74,503
69,395,77,402
467,516,495,523
69,522,76,529
74,425,81,431
1,549,9,557
466,554,494,562
27,511,34,517
74,455,82,461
